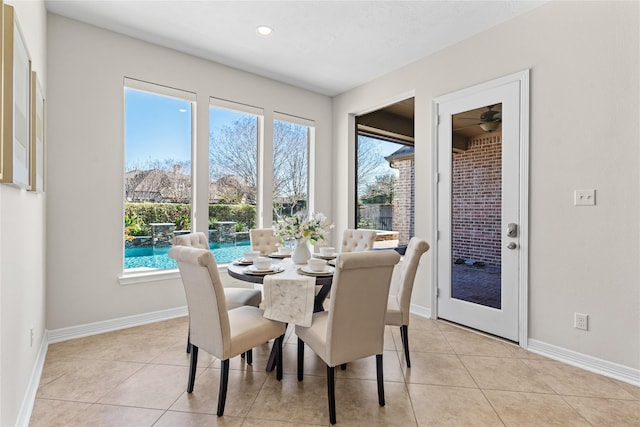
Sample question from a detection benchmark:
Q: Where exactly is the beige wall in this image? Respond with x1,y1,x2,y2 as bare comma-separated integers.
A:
0,1,47,425
333,1,639,369
45,14,333,331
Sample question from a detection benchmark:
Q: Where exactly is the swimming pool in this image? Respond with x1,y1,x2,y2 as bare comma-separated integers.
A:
124,242,250,270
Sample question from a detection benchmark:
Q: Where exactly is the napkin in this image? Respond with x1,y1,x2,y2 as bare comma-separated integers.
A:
263,274,316,327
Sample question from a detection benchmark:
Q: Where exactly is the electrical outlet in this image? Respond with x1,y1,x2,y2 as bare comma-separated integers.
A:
574,313,588,331
574,189,596,206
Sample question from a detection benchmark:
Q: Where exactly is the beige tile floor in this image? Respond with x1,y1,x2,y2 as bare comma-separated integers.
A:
30,315,639,426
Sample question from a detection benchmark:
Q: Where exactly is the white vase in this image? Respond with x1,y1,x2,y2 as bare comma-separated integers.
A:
291,239,311,264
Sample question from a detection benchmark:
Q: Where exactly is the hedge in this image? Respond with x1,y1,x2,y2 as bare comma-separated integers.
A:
125,202,256,233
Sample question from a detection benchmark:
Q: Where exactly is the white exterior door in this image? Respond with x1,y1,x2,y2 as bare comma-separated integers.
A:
434,72,528,342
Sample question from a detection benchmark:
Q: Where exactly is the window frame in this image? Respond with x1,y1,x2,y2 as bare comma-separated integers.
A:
120,78,196,282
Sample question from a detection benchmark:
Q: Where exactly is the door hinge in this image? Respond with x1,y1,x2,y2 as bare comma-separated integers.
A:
436,172,440,183
436,288,440,297
437,230,440,240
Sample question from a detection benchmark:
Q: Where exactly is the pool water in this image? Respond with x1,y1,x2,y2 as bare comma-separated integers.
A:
124,242,250,270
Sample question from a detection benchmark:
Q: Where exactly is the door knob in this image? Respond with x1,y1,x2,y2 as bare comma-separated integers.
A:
507,242,517,250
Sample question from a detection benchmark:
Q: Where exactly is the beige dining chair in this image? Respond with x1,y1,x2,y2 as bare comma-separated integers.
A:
385,237,430,368
249,228,280,255
168,245,285,416
172,232,262,354
296,250,401,425
341,228,377,252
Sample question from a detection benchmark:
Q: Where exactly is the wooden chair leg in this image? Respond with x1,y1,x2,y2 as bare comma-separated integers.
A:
276,335,284,381
340,363,347,370
401,325,411,368
297,337,304,381
327,365,336,425
187,345,198,393
186,329,191,354
246,349,253,365
217,359,230,416
376,354,385,406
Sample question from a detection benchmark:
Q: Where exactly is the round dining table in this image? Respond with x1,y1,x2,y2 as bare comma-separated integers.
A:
226,255,335,372
226,256,334,313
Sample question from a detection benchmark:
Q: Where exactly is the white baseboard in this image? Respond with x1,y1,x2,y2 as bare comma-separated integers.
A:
47,306,188,344
410,303,431,319
528,339,640,387
15,331,49,427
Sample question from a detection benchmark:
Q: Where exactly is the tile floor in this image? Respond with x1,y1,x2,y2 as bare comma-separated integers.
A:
30,315,639,426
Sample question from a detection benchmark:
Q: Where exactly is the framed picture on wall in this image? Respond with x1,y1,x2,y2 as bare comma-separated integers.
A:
29,71,44,192
1,3,32,189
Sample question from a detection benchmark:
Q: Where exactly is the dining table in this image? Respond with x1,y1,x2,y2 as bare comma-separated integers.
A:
226,253,336,371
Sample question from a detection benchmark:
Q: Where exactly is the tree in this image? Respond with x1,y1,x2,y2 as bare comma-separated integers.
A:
357,135,387,194
273,120,308,215
361,173,397,204
209,116,309,215
209,116,258,202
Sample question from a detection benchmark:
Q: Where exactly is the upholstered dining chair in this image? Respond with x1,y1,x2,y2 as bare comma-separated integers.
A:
172,232,262,354
385,237,430,368
296,250,401,424
168,245,285,417
249,228,280,255
341,228,377,252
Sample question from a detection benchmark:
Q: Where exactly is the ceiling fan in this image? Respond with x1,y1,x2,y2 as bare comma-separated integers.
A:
454,105,502,132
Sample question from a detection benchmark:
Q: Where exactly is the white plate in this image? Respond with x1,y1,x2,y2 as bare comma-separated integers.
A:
269,252,291,258
245,265,284,274
233,258,254,265
300,265,334,275
314,253,337,260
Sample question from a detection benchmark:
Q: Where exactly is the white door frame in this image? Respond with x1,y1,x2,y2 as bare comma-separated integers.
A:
431,70,530,347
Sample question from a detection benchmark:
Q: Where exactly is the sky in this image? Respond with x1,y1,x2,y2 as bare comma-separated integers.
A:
125,88,192,169
125,88,251,171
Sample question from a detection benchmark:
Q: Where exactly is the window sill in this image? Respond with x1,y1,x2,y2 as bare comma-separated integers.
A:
119,268,181,285
118,263,231,285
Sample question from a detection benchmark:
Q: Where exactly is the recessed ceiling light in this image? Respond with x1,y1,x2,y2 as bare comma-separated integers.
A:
256,25,273,37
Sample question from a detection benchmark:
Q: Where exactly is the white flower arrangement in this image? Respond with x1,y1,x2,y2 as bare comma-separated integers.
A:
273,211,334,245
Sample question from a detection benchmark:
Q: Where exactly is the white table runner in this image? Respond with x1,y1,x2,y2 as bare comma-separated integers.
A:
262,259,316,327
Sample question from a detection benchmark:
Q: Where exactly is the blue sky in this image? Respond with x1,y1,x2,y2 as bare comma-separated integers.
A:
125,89,192,168
125,89,251,170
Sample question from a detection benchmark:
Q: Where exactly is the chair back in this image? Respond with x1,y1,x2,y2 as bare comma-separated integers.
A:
325,250,400,366
168,246,230,360
250,228,279,255
341,228,377,252
394,237,430,324
172,232,209,250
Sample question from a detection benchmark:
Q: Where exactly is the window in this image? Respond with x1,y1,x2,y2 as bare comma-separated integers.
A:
273,115,312,220
123,79,195,271
209,99,263,256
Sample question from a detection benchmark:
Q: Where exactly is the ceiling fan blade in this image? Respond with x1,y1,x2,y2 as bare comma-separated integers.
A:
453,123,481,131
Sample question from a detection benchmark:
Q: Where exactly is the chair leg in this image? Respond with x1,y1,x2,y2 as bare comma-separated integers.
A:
340,363,347,370
297,337,304,381
241,352,245,359
217,359,230,416
246,349,253,365
327,365,336,425
376,354,385,406
187,345,198,393
186,329,191,354
276,335,284,381
401,325,411,368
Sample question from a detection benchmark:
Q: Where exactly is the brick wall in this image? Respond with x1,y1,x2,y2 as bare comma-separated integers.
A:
452,133,502,267
392,158,414,245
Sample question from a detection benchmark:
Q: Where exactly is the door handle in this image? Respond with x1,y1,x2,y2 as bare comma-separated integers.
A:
507,223,518,238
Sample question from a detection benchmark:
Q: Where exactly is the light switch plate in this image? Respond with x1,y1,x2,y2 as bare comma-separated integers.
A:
574,189,596,206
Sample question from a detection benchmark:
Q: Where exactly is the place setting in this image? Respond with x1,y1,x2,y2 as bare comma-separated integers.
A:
233,250,261,266
297,258,335,277
268,245,292,259
312,246,337,260
244,256,285,275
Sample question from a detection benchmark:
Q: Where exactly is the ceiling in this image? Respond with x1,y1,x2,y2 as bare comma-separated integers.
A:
45,1,546,96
